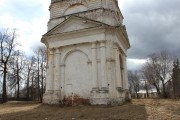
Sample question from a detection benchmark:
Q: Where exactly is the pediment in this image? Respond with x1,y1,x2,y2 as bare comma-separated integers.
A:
44,16,107,36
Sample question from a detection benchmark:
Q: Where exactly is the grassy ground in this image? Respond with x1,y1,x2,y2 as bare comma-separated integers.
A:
0,99,179,120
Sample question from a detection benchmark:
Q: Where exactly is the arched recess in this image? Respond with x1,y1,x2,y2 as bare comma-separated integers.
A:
64,3,88,15
119,54,124,88
113,42,124,88
63,49,92,99
62,49,90,64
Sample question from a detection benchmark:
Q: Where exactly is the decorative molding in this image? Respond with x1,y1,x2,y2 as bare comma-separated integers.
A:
69,0,82,5
106,58,115,62
87,59,92,64
60,64,66,67
62,49,89,64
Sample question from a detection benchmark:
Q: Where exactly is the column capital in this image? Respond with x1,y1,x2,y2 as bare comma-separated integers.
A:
122,53,127,58
49,48,55,55
100,40,106,43
55,47,61,54
60,64,66,67
100,42,106,48
91,42,97,49
113,46,118,50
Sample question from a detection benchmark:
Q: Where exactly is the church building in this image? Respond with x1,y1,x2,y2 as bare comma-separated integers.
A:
41,0,130,105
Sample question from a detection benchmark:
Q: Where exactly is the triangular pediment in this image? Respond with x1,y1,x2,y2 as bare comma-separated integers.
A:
44,16,108,36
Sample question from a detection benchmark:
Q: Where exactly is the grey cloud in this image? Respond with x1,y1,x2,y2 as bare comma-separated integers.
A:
120,0,180,59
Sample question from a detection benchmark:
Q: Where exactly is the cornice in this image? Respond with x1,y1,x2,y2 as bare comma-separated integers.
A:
50,8,122,25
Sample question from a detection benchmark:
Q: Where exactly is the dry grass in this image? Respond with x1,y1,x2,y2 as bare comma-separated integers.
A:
0,99,179,120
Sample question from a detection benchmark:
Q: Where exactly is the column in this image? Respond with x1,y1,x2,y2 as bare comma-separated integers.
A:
46,49,54,92
100,42,107,88
54,48,61,92
113,46,122,88
91,42,98,90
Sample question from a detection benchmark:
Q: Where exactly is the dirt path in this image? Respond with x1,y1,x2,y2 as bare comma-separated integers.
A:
0,99,179,120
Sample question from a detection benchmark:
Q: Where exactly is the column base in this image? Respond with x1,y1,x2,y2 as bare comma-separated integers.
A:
90,87,128,105
43,90,62,105
90,87,109,105
124,89,131,101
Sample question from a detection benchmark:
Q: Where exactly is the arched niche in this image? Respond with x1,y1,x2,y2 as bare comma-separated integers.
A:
63,49,92,99
64,3,88,15
62,49,90,64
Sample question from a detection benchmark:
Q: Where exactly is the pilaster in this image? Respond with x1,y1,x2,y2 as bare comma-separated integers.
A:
54,48,61,91
122,54,128,90
48,49,55,92
100,42,107,89
43,48,55,104
113,46,122,88
91,42,98,91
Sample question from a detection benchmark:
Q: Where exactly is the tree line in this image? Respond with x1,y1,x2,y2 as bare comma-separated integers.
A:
1,28,179,103
0,29,46,103
128,51,180,99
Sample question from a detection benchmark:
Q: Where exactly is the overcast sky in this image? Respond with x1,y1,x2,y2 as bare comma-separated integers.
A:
121,0,180,59
0,0,179,70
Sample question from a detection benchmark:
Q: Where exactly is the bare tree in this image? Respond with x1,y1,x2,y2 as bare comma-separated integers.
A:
0,29,19,103
141,74,151,98
142,51,173,98
10,50,25,100
128,70,141,98
142,64,161,97
33,46,46,102
39,47,46,101
25,56,35,101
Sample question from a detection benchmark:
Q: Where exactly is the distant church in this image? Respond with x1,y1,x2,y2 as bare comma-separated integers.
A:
41,0,130,105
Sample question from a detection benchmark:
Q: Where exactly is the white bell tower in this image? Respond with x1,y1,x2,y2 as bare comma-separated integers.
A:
42,0,131,105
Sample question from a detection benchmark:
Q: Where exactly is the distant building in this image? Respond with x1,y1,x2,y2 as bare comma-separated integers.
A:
137,89,158,99
133,79,158,99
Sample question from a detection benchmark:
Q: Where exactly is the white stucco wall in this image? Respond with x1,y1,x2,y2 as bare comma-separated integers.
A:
43,0,130,105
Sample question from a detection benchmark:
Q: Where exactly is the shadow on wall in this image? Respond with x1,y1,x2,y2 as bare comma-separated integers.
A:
0,101,148,120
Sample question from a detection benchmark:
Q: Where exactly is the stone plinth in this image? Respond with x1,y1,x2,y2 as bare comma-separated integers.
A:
43,90,61,105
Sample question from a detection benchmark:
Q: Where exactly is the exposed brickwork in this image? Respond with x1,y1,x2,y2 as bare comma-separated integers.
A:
63,94,90,106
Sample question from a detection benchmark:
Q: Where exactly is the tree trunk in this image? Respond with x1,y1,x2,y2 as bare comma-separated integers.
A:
145,81,149,98
26,80,29,100
145,88,149,98
136,92,139,99
41,63,44,100
38,67,42,102
2,65,7,103
173,81,176,99
26,69,30,101
31,75,34,100
17,69,20,100
162,80,167,98
154,84,161,97
41,72,44,98
37,57,42,102
17,79,20,100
